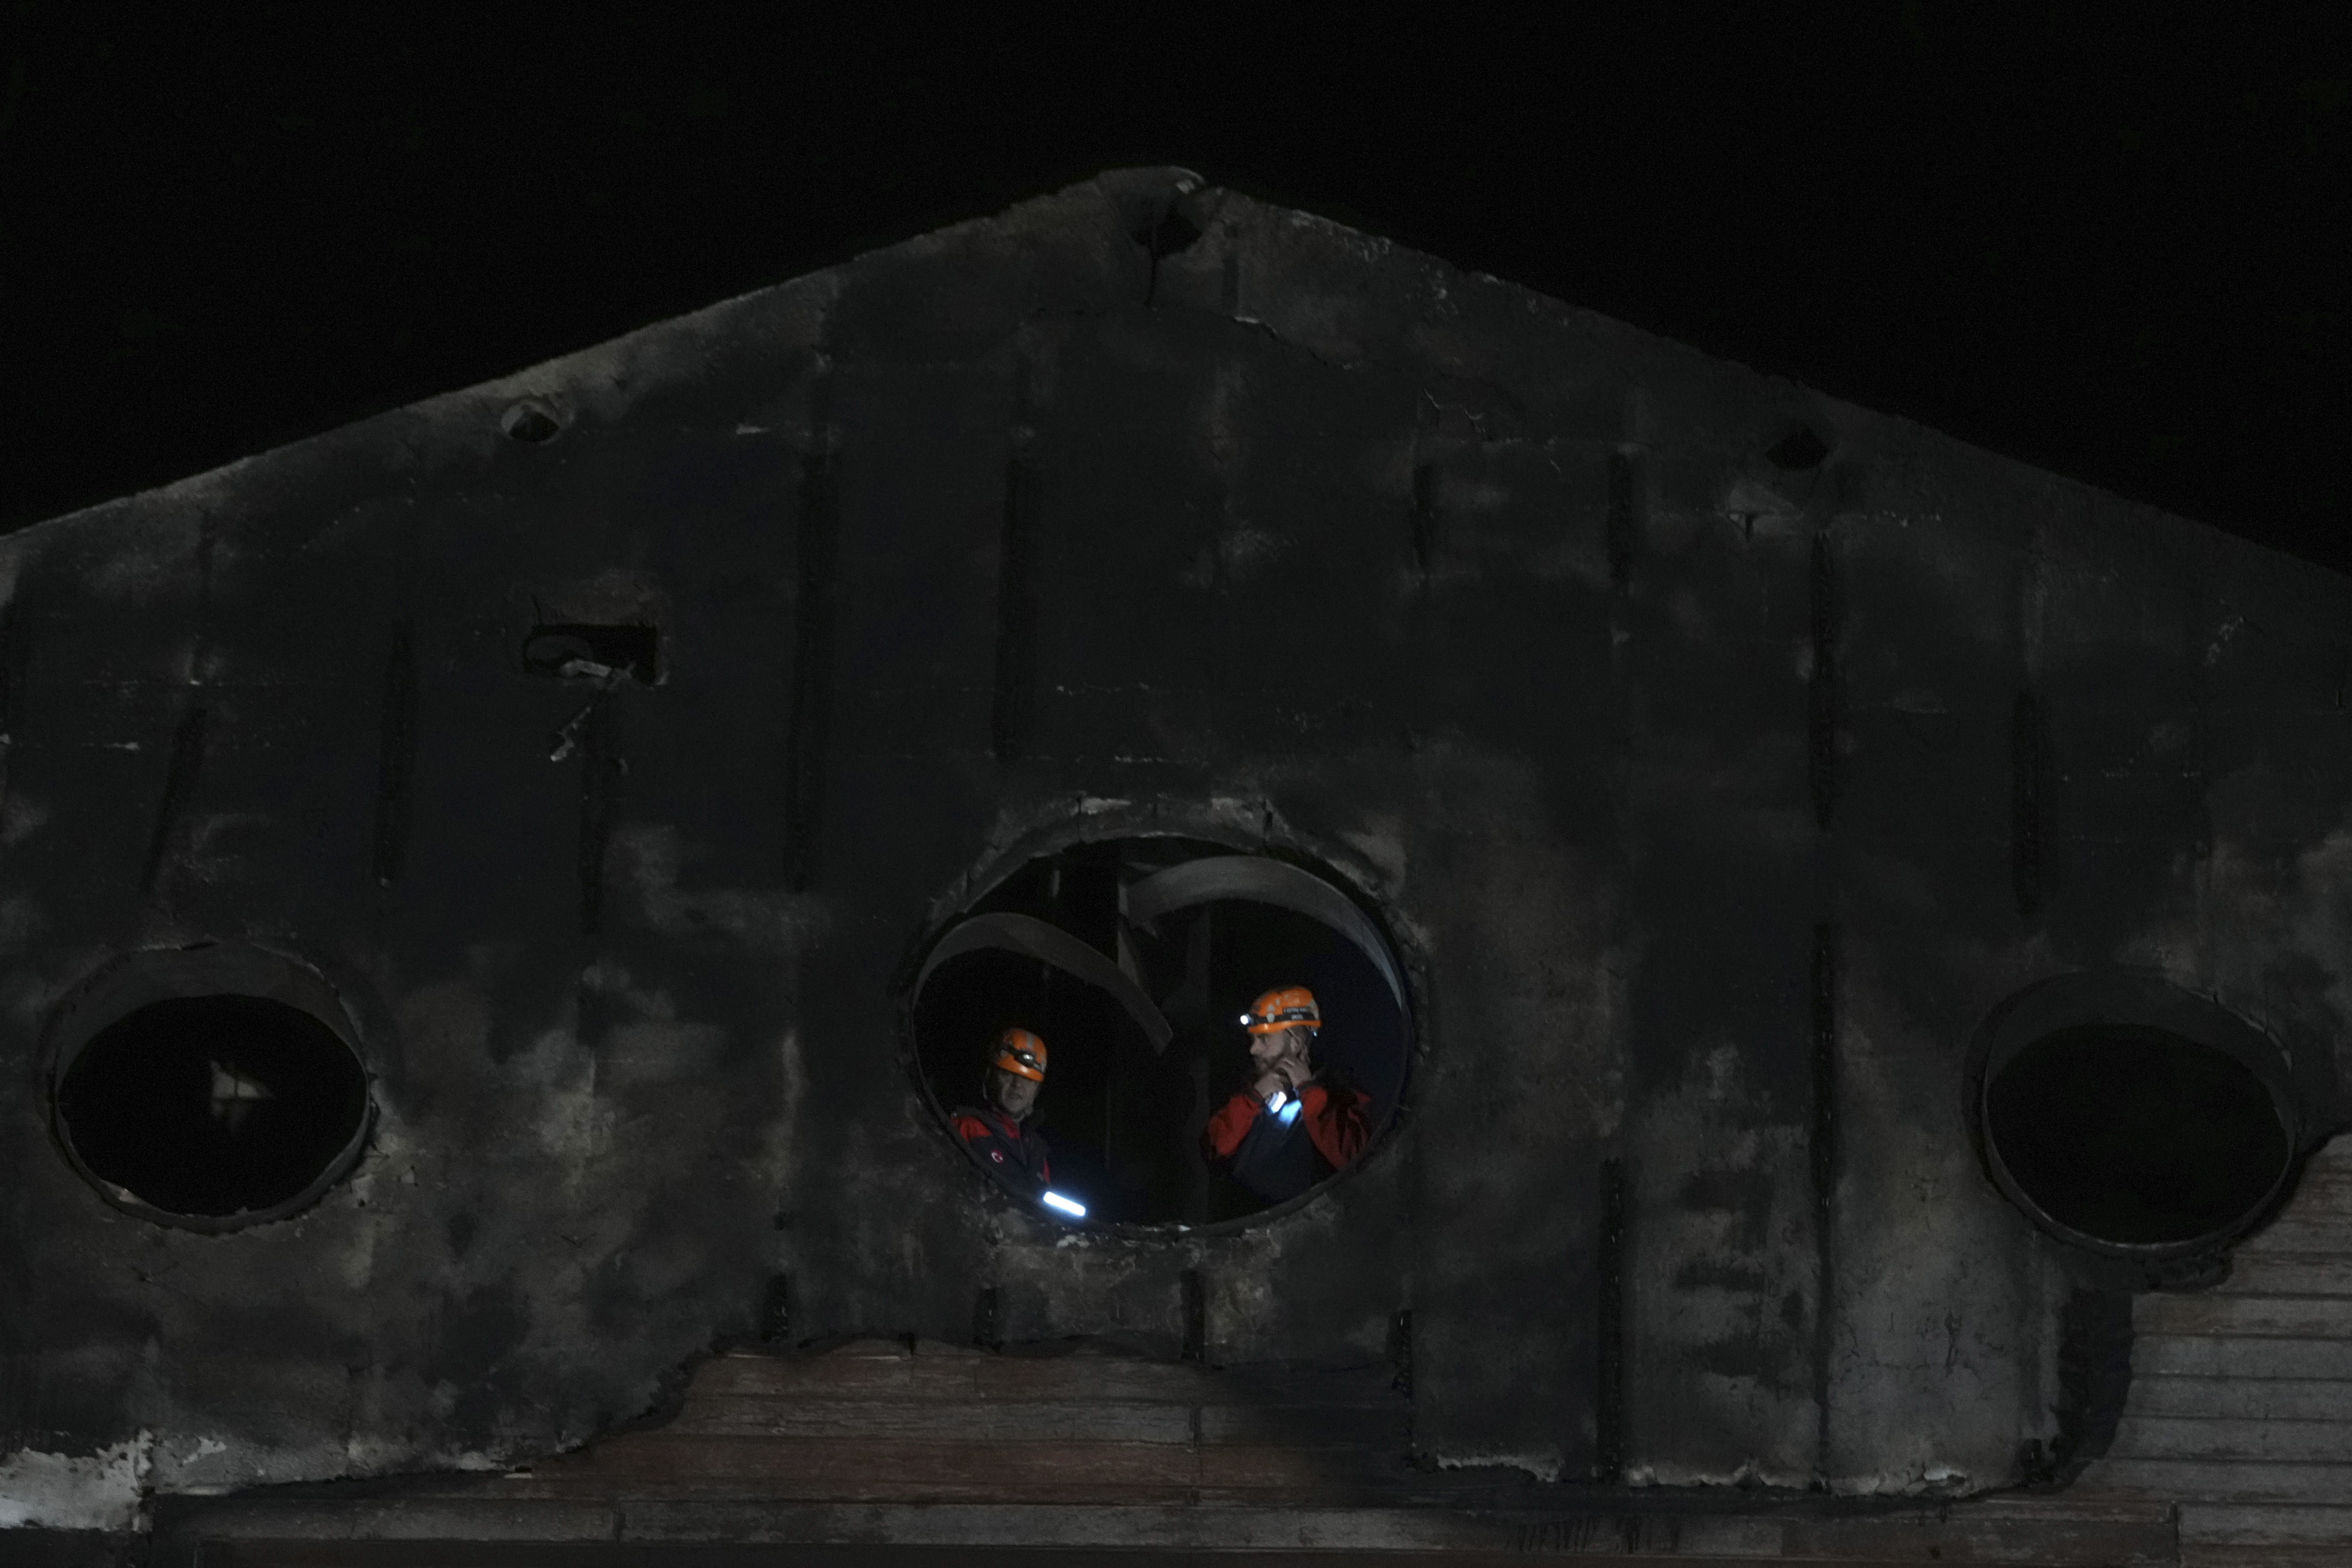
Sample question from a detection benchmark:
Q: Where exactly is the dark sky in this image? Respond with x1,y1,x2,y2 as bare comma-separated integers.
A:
5,6,2346,571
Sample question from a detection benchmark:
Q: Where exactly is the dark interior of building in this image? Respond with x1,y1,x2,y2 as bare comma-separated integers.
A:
911,836,1410,1226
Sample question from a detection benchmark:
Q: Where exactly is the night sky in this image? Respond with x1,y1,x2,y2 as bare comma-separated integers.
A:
4,7,2345,571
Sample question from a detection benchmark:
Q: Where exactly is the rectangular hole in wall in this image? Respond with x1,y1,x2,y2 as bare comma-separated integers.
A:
523,623,659,684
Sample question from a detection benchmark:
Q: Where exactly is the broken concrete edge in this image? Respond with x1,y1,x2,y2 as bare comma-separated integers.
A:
0,1324,2088,1542
0,1330,2113,1544
0,1431,153,1533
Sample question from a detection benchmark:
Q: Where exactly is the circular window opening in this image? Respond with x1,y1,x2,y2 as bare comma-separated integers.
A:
1974,975,2300,1256
50,946,373,1232
1986,1024,2289,1248
909,836,1411,1228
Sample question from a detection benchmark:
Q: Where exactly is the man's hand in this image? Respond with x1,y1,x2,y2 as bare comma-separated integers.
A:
1253,1053,1311,1106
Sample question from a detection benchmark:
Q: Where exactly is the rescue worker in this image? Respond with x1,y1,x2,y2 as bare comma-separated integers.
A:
949,1027,1053,1203
1205,985,1369,1203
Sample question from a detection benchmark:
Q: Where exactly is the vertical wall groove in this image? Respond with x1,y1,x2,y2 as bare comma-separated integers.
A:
971,1285,1000,1350
1807,528,1841,831
760,1273,793,1346
1595,1157,1627,1483
1389,1307,1416,1460
1606,449,1639,590
143,511,222,897
371,620,416,889
190,512,219,681
784,380,838,892
141,705,208,893
2011,687,2044,916
0,595,17,818
1410,460,1438,583
0,596,15,744
577,693,620,936
1809,921,1841,1482
991,430,1037,764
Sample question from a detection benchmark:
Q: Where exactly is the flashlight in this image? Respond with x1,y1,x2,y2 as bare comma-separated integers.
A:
1041,1190,1086,1219
1277,1098,1302,1126
1263,1087,1288,1116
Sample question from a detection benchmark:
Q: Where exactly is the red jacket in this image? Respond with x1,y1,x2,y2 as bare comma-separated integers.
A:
951,1104,1051,1196
1206,1079,1368,1199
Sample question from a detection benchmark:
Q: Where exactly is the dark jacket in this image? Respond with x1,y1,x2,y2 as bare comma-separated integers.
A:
1205,1076,1369,1203
950,1103,1051,1200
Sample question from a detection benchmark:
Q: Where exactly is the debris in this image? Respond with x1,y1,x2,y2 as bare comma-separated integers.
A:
548,704,593,761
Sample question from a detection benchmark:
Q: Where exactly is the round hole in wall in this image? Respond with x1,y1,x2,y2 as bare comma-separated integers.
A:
905,835,1412,1229
1986,1024,2287,1247
49,945,373,1232
501,399,563,444
1973,974,2300,1256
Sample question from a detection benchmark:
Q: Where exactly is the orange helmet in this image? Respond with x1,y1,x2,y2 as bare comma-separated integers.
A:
991,1027,1048,1082
1240,985,1320,1035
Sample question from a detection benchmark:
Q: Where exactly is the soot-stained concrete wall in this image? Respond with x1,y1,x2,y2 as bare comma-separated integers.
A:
3,167,2347,1518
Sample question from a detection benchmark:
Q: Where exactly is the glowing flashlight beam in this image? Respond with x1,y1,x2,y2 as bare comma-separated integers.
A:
1041,1190,1086,1219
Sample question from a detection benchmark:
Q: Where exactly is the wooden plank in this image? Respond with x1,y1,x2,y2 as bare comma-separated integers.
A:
174,1499,621,1541
2138,1294,2352,1337
2128,1377,2352,1422
180,1497,2193,1562
184,1549,2040,1568
489,1460,1543,1513
696,1351,1397,1408
660,1397,1199,1443
507,1436,1415,1504
2237,1213,2352,1256
1195,1403,1413,1446
2179,1503,2352,1546
2135,1336,2352,1381
658,1394,1406,1448
160,1493,2199,1564
591,1500,1530,1551
2085,1456,2352,1504
2219,1256,2352,1297
2111,1415,2352,1463
534,1434,1199,1489
2303,1137,2352,1175
187,1545,2112,1568
1782,1506,2179,1564
2243,1171,2352,1230
1960,1494,2194,1524
612,1495,2175,1553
